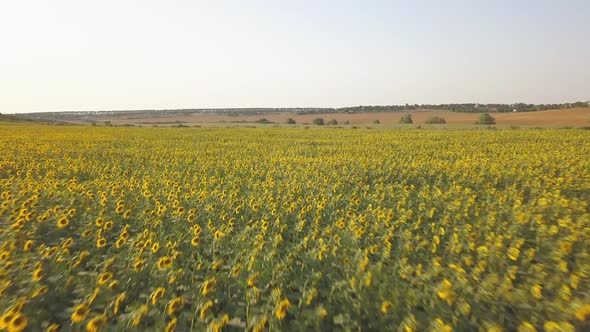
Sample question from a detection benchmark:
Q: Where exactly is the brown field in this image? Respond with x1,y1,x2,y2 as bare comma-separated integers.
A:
109,107,590,126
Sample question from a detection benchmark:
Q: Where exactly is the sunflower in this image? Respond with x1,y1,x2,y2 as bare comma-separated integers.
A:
531,284,542,299
88,287,100,305
151,287,166,305
157,257,173,270
0,312,14,330
152,242,160,253
231,264,242,278
211,260,222,271
114,292,125,314
166,297,184,316
61,237,74,248
97,272,113,286
507,247,520,261
8,312,27,332
190,236,200,247
199,300,213,320
23,240,34,251
120,231,129,240
131,305,149,326
85,315,106,332
32,266,43,282
275,298,290,320
71,303,90,323
381,301,392,314
46,323,60,332
575,304,590,321
108,280,119,289
247,273,258,287
244,315,264,332
32,286,49,298
201,277,216,296
116,237,126,249
187,213,196,222
103,221,113,230
57,216,69,228
96,238,106,248
133,258,145,271
165,318,177,332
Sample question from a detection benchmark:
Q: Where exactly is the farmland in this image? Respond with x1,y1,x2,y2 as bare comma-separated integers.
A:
12,107,590,128
1,125,589,331
113,108,590,127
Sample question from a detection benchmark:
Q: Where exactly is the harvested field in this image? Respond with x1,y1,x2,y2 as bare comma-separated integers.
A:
108,108,590,126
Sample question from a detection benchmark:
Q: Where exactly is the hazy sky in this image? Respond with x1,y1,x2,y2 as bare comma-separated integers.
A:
1,0,589,113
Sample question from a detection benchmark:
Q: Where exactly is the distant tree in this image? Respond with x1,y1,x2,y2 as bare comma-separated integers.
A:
475,113,496,125
343,120,350,125
255,118,273,124
373,119,381,124
399,114,413,124
104,121,112,126
312,118,325,125
425,116,446,124
286,118,296,124
327,119,338,125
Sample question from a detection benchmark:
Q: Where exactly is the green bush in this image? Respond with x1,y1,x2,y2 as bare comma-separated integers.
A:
327,119,338,125
475,113,496,125
313,118,325,125
286,118,296,124
399,114,413,124
425,116,446,124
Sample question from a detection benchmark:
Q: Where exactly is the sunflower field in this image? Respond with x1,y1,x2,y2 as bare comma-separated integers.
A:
0,125,589,332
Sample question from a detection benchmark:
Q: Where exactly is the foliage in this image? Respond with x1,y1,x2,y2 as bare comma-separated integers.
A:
327,119,338,126
286,118,296,125
476,113,497,125
312,118,325,125
399,114,413,124
425,116,446,124
0,125,589,331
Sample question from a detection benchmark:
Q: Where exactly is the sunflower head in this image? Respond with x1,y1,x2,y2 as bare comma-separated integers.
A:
96,238,107,248
97,272,113,286
166,297,184,316
8,312,27,332
71,303,90,323
201,277,217,295
57,216,69,228
151,287,166,305
85,315,106,332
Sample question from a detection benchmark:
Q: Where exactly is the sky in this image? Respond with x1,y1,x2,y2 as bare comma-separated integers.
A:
0,0,589,113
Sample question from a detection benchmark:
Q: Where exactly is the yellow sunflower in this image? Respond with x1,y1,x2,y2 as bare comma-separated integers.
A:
71,303,90,323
